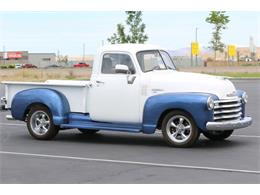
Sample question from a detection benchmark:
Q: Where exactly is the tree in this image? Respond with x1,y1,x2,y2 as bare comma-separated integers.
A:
57,54,69,66
108,11,148,44
206,11,230,60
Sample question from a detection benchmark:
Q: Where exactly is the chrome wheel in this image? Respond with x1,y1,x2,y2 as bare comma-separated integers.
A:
30,111,50,136
166,115,192,143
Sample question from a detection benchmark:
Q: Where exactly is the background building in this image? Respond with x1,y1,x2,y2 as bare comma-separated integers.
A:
28,53,56,68
0,51,56,68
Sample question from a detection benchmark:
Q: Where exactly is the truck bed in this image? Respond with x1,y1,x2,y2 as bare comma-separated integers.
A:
2,80,91,113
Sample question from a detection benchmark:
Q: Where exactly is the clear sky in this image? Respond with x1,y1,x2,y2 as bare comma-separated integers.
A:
0,11,259,55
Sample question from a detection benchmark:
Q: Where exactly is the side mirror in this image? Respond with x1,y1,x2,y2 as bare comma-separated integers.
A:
115,64,129,74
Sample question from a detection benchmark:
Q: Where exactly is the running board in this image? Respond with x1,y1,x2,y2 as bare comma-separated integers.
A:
60,113,142,133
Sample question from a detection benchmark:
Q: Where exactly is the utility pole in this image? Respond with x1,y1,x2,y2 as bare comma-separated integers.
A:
195,27,198,66
190,47,193,67
3,45,6,65
57,49,60,65
82,43,85,62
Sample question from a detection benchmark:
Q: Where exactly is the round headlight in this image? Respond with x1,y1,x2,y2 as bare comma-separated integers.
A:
242,92,248,104
207,97,214,110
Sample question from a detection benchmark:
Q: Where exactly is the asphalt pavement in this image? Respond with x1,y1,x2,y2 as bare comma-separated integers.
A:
0,79,259,183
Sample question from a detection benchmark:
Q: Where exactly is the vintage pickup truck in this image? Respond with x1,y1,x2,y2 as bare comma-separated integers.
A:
1,44,252,147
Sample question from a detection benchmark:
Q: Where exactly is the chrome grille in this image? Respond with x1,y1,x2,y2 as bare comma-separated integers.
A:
213,98,242,122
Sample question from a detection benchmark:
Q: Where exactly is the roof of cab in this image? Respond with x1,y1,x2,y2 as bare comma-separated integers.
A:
99,44,166,53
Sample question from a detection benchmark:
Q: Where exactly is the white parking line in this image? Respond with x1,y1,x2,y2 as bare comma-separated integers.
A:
232,135,260,138
0,122,25,126
0,151,259,174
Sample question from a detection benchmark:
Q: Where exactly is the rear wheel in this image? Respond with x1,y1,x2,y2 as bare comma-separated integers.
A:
161,110,199,147
26,105,59,140
202,130,233,141
78,129,99,134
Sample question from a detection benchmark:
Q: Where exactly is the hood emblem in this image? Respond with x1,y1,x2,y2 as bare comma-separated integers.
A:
227,91,236,97
152,89,164,93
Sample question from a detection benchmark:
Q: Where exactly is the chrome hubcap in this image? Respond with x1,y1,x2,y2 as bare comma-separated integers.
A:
30,111,50,135
166,115,192,143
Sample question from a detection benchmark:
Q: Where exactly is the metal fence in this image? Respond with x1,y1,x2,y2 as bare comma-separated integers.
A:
172,56,203,67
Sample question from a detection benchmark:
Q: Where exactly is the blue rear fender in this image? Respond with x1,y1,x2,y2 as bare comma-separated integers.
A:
11,88,70,125
142,93,218,134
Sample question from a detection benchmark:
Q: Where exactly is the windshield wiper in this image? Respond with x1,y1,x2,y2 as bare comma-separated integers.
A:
152,66,161,71
145,66,166,73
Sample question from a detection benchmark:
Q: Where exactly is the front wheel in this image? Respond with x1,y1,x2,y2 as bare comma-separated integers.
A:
161,110,200,147
202,130,234,141
26,105,59,140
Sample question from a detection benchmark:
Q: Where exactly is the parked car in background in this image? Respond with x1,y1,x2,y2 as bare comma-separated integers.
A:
46,64,60,68
15,64,22,69
73,62,90,68
22,64,37,68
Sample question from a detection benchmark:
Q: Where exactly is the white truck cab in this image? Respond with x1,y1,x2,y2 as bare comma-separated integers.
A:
1,44,252,147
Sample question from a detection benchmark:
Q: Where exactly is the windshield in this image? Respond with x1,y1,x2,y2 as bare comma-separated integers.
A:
136,50,176,72
160,50,176,70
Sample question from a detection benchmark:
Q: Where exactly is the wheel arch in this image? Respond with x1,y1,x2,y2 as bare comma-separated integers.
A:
156,108,194,130
142,93,216,134
23,102,51,121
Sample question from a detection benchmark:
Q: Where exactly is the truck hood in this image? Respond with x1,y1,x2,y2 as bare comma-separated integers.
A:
145,70,236,99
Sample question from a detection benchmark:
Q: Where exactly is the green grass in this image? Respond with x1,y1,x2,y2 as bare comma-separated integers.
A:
204,72,260,78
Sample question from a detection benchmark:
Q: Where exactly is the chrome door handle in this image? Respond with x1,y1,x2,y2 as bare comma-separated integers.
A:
95,80,105,84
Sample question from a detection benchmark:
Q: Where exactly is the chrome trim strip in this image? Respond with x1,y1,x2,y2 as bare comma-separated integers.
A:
214,107,242,114
214,112,242,120
206,117,252,131
214,98,241,104
214,102,241,109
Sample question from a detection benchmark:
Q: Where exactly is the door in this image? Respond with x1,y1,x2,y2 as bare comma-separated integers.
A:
88,52,141,124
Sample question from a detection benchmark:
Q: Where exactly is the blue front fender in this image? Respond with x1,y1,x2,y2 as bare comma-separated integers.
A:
142,93,218,134
11,88,70,125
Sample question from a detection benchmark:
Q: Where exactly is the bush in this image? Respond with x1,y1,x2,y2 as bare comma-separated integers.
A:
0,65,8,69
8,64,15,69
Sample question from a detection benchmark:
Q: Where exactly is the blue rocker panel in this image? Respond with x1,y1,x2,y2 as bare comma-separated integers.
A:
60,113,142,133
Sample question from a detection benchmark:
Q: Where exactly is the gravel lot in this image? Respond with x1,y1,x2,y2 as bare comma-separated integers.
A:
0,79,259,183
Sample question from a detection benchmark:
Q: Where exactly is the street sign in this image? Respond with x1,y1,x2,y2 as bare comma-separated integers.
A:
191,42,199,56
228,45,236,57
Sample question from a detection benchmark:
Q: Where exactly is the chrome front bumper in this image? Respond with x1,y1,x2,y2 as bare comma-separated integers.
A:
206,117,252,131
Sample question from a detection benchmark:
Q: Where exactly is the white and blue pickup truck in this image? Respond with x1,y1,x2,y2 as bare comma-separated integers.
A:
1,44,252,147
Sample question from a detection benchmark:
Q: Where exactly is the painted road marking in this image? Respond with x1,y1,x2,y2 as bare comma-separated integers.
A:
0,122,25,126
1,122,260,138
0,151,259,174
232,134,260,138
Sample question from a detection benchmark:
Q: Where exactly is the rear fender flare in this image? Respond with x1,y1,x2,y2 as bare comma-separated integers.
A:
11,88,70,125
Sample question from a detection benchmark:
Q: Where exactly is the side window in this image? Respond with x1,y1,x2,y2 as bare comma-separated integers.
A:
101,53,135,74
